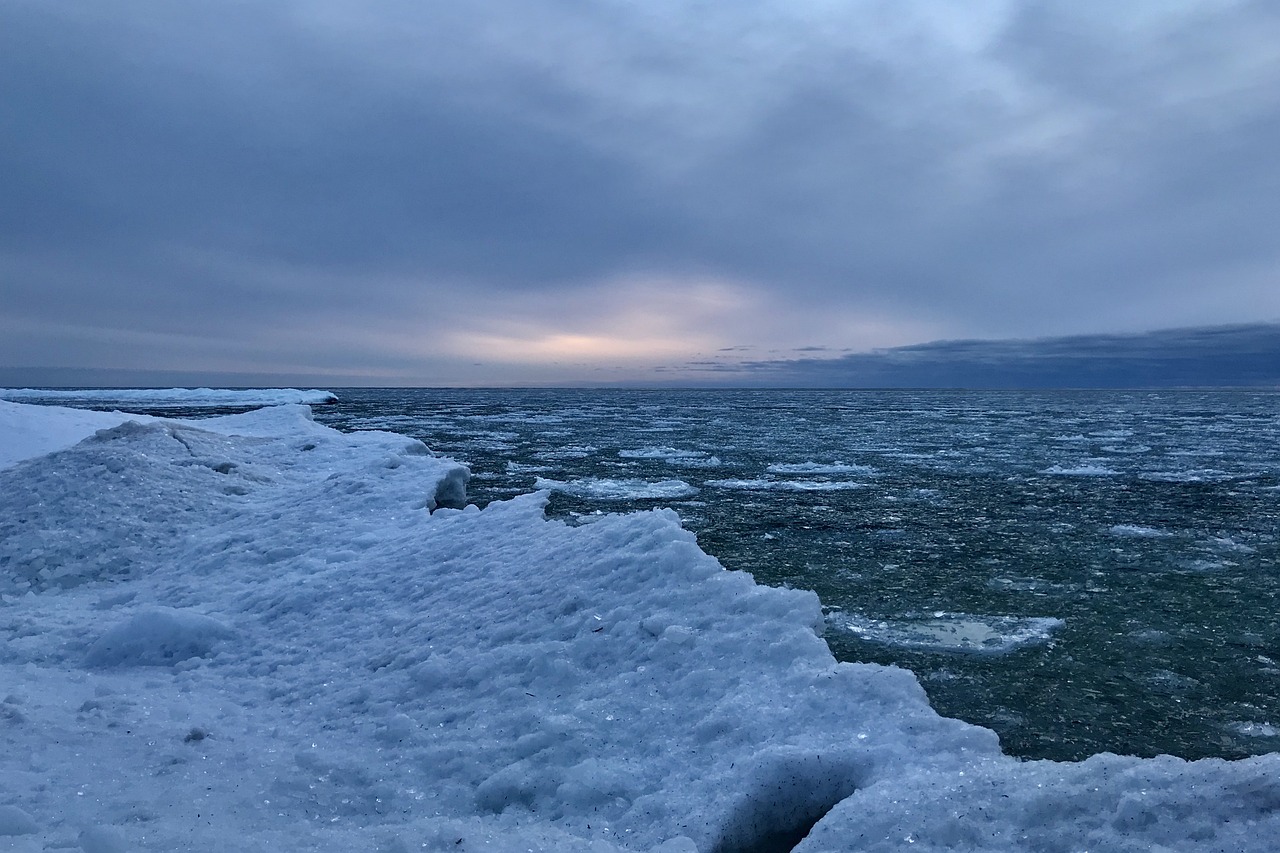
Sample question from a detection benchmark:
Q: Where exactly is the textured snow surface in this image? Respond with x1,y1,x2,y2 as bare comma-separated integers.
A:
2,401,1280,852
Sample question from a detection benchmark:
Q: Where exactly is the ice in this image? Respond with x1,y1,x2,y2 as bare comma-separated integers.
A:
618,446,708,460
533,476,698,500
841,613,1064,655
617,448,722,468
1042,463,1118,476
3,397,1280,852
1109,524,1173,538
706,478,869,492
0,387,337,406
1139,468,1245,483
767,462,876,475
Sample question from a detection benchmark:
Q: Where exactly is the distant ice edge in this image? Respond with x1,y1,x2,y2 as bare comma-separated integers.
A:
0,401,1279,852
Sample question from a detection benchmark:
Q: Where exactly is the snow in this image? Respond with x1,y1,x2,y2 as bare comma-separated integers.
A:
0,399,158,470
0,387,338,406
3,397,1280,851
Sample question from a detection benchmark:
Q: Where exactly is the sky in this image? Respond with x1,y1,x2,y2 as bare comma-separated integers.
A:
2,0,1279,387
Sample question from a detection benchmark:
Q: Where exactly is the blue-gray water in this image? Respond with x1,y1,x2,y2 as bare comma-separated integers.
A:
39,388,1280,762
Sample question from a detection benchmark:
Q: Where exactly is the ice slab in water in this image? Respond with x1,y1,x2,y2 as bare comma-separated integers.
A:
842,612,1064,655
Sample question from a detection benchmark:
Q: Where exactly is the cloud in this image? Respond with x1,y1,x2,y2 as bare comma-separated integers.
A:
2,1,1279,383
689,323,1280,388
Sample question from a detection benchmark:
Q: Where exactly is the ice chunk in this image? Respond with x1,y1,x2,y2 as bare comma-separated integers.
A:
618,446,708,460
842,612,1063,655
533,477,697,500
1109,524,1173,538
767,461,876,475
1042,464,1118,477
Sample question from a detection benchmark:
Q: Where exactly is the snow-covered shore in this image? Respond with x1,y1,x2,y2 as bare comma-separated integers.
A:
3,398,1280,852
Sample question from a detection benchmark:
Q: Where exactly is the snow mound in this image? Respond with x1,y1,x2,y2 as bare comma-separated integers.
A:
85,607,234,667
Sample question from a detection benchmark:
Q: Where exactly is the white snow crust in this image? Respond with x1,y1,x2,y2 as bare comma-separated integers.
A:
3,400,1280,852
0,387,338,407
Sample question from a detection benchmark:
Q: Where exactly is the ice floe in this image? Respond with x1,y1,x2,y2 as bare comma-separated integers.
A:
841,613,1064,655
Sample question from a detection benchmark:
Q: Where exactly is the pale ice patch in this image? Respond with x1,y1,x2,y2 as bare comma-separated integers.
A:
506,461,555,474
706,478,869,492
667,455,722,469
1109,524,1174,538
1206,536,1257,554
766,461,877,475
534,445,597,460
618,446,707,459
1140,469,1247,483
842,612,1064,655
1231,722,1280,738
1042,464,1119,477
0,387,336,406
617,447,721,467
534,477,698,500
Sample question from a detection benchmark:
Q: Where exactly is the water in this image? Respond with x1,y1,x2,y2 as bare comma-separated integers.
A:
38,388,1280,761
307,388,1280,763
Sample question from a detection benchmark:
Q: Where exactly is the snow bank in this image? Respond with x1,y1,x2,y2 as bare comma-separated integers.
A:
0,387,338,406
2,400,1280,852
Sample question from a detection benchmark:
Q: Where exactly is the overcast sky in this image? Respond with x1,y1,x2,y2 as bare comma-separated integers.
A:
2,1,1279,386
